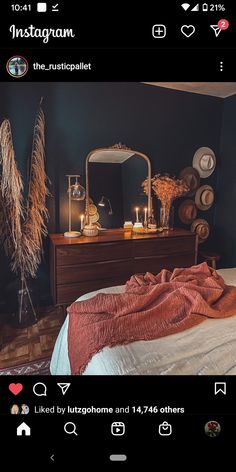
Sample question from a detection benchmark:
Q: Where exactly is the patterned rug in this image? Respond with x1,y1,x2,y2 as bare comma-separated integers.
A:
0,358,51,375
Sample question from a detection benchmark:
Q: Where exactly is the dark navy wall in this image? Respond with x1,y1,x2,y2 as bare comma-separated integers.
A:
214,95,236,268
0,82,224,307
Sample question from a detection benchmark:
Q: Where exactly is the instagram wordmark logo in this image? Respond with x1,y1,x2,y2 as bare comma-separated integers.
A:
9,25,76,44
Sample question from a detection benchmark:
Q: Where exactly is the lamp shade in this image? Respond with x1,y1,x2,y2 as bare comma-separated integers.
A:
69,177,85,201
70,183,85,200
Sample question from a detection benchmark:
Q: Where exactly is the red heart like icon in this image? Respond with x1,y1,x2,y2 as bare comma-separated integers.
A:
9,383,23,395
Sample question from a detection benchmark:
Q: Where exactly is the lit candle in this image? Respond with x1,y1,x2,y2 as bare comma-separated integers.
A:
135,207,139,223
144,207,147,225
80,214,84,231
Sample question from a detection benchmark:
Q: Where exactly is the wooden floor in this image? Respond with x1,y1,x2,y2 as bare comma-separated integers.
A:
0,307,65,369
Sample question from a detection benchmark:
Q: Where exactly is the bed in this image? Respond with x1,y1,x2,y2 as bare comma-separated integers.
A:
50,268,236,375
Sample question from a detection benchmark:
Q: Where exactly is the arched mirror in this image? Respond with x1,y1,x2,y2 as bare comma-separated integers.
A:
84,144,152,228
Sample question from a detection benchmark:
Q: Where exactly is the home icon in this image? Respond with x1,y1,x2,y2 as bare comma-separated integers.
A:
17,422,31,436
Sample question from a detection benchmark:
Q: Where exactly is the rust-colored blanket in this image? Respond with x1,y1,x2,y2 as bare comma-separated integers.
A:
67,263,236,375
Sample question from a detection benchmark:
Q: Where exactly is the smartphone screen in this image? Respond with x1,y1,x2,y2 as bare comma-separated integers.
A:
0,0,235,465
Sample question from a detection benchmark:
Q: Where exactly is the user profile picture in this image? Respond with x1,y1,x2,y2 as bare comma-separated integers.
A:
204,420,221,438
6,55,28,78
21,404,30,415
10,404,20,415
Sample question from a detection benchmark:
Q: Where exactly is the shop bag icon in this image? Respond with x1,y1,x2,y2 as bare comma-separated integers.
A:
158,421,172,436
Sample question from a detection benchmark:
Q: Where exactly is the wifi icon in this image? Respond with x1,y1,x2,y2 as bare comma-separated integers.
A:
181,3,190,10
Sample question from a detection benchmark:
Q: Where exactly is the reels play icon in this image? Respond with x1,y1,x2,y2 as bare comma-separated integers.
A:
111,422,125,436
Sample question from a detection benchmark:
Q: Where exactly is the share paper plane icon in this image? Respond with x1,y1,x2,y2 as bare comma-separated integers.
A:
57,383,71,395
210,25,221,37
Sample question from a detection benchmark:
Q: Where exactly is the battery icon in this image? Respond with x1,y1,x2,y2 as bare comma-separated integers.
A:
202,3,208,11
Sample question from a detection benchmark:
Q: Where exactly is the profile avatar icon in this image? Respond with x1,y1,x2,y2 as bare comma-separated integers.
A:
21,404,30,415
10,404,20,415
204,420,221,437
6,56,28,78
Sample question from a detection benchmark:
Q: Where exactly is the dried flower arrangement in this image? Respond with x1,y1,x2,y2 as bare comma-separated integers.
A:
0,101,50,326
143,174,189,229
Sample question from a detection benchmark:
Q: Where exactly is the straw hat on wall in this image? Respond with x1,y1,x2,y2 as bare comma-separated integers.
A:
179,167,200,197
192,147,216,178
195,185,214,211
178,199,197,224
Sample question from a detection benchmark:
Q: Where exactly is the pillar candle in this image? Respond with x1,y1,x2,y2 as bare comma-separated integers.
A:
80,214,84,231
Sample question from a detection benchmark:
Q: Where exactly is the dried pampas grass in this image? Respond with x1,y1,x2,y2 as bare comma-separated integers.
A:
0,119,24,258
0,103,49,279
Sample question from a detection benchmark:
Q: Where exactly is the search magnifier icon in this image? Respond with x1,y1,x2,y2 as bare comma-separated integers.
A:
64,422,78,436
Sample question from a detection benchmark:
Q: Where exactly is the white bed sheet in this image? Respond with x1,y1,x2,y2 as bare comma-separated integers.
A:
50,268,236,375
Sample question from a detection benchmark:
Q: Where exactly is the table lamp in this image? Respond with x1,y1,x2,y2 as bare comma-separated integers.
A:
64,175,86,238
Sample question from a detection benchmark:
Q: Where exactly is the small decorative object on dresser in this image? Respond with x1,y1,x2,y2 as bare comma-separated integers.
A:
147,203,157,231
133,222,145,233
160,205,174,230
81,199,101,236
82,224,99,237
143,174,189,230
123,221,133,230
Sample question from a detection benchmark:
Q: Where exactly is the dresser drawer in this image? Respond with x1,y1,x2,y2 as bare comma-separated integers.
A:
56,241,132,266
133,236,195,258
56,259,132,284
134,253,195,275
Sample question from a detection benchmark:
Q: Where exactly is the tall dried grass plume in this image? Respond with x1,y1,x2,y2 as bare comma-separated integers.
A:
0,103,49,280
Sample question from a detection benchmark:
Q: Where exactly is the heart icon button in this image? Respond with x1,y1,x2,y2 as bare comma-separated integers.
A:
9,383,23,395
181,25,196,38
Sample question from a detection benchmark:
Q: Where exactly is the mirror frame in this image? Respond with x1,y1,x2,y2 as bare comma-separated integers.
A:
84,144,152,225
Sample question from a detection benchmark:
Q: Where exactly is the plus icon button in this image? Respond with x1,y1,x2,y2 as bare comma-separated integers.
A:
152,24,167,38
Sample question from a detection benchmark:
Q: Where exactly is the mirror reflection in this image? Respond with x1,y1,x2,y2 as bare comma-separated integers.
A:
89,155,148,229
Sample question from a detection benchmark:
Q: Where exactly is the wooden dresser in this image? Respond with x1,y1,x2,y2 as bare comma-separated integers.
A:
49,229,197,306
